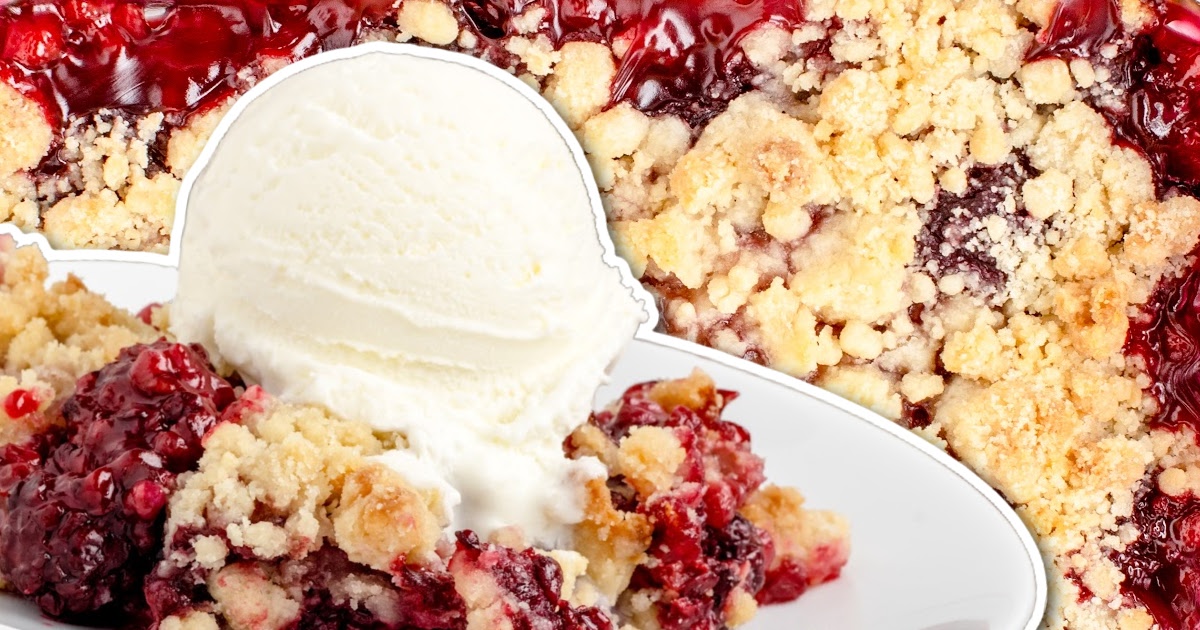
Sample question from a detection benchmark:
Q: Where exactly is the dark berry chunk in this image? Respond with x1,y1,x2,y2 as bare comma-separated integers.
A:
450,530,615,630
1111,474,1200,629
389,562,470,630
0,341,234,620
916,159,1034,296
290,547,466,630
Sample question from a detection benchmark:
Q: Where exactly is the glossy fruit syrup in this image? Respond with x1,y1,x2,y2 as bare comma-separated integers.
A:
0,0,805,138
1033,0,1200,622
544,0,804,124
0,341,235,621
1122,254,1200,628
1110,480,1200,630
0,0,395,126
1030,0,1200,190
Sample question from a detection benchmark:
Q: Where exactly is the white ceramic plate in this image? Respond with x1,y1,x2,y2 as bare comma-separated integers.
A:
0,253,1050,630
0,43,1046,630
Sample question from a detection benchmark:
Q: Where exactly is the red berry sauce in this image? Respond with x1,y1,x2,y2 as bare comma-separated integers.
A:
1030,0,1200,191
0,341,235,620
1122,255,1200,627
0,0,396,127
1111,477,1200,630
2,388,39,419
455,0,804,125
547,0,803,124
1122,1,1200,190
1026,0,1122,61
0,0,806,139
1126,255,1200,434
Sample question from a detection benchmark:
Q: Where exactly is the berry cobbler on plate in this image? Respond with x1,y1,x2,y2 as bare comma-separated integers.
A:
0,0,1198,626
0,239,851,629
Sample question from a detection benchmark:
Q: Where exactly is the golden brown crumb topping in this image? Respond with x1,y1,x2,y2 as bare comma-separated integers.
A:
0,237,157,446
160,391,444,577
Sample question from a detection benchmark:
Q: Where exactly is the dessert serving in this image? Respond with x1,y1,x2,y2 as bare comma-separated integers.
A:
0,240,849,629
0,47,851,630
0,0,1198,626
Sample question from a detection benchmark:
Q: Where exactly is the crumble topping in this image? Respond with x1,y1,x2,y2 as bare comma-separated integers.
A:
0,83,51,179
158,391,444,579
0,236,157,398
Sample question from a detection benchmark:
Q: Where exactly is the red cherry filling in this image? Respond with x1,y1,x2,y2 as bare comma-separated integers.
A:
0,0,396,126
1031,0,1200,190
455,0,804,125
0,341,234,620
1026,0,1122,61
550,0,803,125
1123,253,1200,628
1111,476,1200,630
1,0,806,143
2,388,39,419
634,493,770,629
1123,2,1200,190
450,531,615,630
1125,253,1200,434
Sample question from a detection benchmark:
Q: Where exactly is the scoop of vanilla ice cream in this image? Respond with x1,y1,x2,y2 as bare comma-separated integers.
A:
170,48,646,544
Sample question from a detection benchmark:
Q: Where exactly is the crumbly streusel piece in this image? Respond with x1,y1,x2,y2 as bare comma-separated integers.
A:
156,388,443,578
0,239,157,443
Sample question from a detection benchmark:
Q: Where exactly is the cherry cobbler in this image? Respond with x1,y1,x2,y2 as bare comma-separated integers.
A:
1,0,1199,627
0,240,849,628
